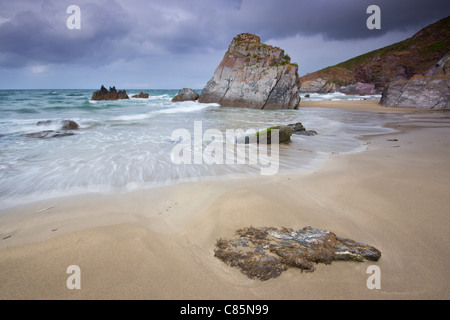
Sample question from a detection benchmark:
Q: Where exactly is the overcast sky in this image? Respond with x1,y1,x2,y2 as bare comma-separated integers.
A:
0,0,448,89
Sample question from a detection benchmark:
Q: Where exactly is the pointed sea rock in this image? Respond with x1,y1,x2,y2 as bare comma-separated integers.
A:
91,85,129,101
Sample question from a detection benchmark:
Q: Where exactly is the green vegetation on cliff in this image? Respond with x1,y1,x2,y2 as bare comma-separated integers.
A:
300,16,450,90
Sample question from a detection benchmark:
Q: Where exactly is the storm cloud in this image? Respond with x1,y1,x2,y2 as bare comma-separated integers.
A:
0,0,448,88
0,0,134,67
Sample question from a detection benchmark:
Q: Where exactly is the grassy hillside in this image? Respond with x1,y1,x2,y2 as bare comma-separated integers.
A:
300,16,450,90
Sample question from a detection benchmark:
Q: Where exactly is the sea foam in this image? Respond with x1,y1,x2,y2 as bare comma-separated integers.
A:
0,89,399,208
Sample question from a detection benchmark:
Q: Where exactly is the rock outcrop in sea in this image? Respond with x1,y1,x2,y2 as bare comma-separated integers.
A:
199,33,301,110
251,122,317,145
380,54,450,109
132,92,149,98
37,120,79,130
91,85,129,101
171,88,199,102
288,122,318,136
215,226,381,280
256,125,294,144
244,122,317,145
25,120,80,139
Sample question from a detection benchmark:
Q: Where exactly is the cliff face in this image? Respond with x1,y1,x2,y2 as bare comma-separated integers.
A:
300,16,450,94
199,33,301,110
380,54,450,109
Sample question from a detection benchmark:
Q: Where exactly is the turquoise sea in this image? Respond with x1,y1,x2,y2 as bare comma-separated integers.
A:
0,89,395,208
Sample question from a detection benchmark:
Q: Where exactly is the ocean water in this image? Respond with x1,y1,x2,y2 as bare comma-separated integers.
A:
0,89,397,208
301,92,382,101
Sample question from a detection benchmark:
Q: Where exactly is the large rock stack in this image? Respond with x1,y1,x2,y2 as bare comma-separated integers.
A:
199,33,301,110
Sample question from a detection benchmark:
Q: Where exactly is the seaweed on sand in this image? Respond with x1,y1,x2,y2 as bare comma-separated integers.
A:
214,226,381,280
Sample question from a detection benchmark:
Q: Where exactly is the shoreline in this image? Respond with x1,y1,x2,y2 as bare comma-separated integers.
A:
1,100,449,299
300,99,423,113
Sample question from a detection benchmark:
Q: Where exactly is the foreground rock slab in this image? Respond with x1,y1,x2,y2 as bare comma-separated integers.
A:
199,33,301,110
214,226,381,280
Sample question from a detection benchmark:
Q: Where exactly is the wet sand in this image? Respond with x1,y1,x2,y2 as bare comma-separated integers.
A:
300,99,420,112
1,100,449,299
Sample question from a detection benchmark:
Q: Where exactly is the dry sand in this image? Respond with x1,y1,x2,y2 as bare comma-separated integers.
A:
1,100,449,299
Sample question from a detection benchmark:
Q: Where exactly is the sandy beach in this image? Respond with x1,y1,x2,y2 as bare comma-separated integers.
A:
1,100,449,300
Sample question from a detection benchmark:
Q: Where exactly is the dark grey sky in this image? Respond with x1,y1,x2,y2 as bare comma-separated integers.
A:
0,0,448,89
